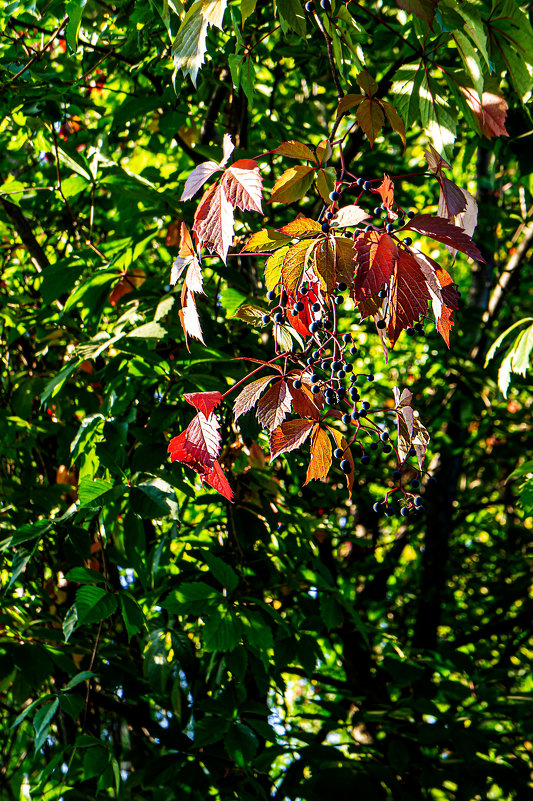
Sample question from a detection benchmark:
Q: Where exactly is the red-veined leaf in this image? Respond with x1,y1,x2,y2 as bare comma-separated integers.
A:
279,217,322,237
222,159,263,213
282,239,317,297
168,429,204,472
287,376,322,419
182,412,221,468
331,204,370,228
313,238,336,294
356,99,385,147
387,249,431,347
192,182,235,263
285,284,321,338
256,379,293,430
304,424,332,484
270,418,315,460
180,161,221,201
233,374,276,421
273,141,316,160
356,69,378,97
336,93,365,118
403,214,484,261
411,250,457,346
353,231,397,301
460,88,509,139
242,229,290,252
270,165,315,204
184,391,223,417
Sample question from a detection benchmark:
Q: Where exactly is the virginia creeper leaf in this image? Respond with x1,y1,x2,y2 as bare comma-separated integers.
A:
331,205,370,228
304,425,332,485
353,231,397,301
256,380,292,430
180,161,221,202
403,214,484,261
193,182,235,263
272,141,315,160
356,99,385,147
270,418,315,460
279,218,322,237
243,229,290,252
282,239,316,297
184,391,223,417
222,159,263,213
233,374,276,421
265,245,289,291
387,250,431,347
336,94,364,118
270,165,315,204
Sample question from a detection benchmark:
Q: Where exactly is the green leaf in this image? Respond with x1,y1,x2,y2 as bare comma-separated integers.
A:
225,722,259,768
277,0,306,37
203,608,242,651
126,321,167,339
65,567,105,585
164,582,222,614
77,477,114,508
454,30,484,101
119,593,146,640
75,585,118,626
34,697,59,751
63,605,78,643
62,671,96,690
65,0,88,53
241,0,257,25
40,360,81,404
201,551,239,592
129,481,179,520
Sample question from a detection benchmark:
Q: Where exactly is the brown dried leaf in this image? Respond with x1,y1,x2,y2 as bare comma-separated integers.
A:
256,379,293,430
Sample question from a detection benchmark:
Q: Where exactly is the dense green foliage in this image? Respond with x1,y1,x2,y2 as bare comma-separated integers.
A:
1,0,533,799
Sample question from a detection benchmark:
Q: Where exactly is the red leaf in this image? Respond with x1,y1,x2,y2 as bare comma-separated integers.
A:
403,214,484,262
233,374,276,421
192,182,235,263
286,284,321,338
222,159,263,213
287,376,322,419
202,460,233,501
182,412,221,468
168,429,205,472
353,231,397,301
388,250,432,347
439,177,468,217
375,174,394,210
256,380,293,431
411,250,459,346
184,391,223,417
304,425,332,485
460,88,509,139
270,418,315,460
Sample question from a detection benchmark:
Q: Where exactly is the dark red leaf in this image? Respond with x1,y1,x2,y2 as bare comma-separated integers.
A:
353,231,397,301
202,460,233,501
388,250,431,347
403,214,484,262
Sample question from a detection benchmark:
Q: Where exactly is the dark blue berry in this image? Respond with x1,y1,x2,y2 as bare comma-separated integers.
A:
400,507,410,517
340,459,352,474
312,302,321,312
343,333,351,343
267,290,277,301
378,289,387,299
414,322,423,334
407,210,416,218
357,177,365,186
349,388,359,400
373,502,382,513
361,401,370,410
360,454,370,465
337,387,346,400
367,374,375,382
392,470,401,481
370,442,378,451
344,363,353,373
312,350,320,359
326,211,333,220
321,360,329,370
335,295,344,305
293,379,302,389
351,411,359,421
305,0,313,10
274,312,284,324
321,223,330,233
411,479,420,489
334,447,344,459
427,476,437,486
380,431,389,442
382,443,392,454
311,385,321,394
414,496,423,506
338,370,346,379
358,408,368,417
403,237,412,246
406,327,415,336
307,356,315,365
291,308,299,316
310,322,320,333
377,319,386,329
295,301,305,312
338,281,347,292
386,223,394,233
373,206,382,215
301,286,308,295
363,181,372,190
330,190,341,200
311,373,319,383
262,314,270,324
350,346,358,356
323,319,332,330
342,413,351,424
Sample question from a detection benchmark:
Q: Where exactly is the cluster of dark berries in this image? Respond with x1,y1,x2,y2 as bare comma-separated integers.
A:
305,0,331,12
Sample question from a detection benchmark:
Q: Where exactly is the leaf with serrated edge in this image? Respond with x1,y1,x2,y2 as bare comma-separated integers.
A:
273,141,315,160
334,237,356,285
193,182,235,263
304,425,332,485
316,140,332,165
172,2,209,86
180,161,221,201
403,214,484,261
265,246,289,291
279,218,322,237
222,159,263,213
282,239,316,297
336,93,364,117
183,412,221,467
233,374,276,421
270,165,314,204
201,0,228,29
331,205,369,228
232,304,268,327
203,460,233,501
288,378,322,419
270,418,315,460
220,132,235,166
357,99,384,147
376,175,394,210
184,391,223,417
353,231,397,301
356,69,378,96
387,250,431,347
243,229,290,252
256,380,292,430
313,239,336,294
381,101,406,148
316,167,336,203
179,289,205,346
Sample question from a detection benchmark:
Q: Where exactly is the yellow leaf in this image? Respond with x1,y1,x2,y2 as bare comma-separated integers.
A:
279,217,322,237
270,165,315,204
282,239,317,297
313,238,336,293
265,245,289,291
242,228,290,252
336,94,365,118
304,425,332,484
316,167,336,203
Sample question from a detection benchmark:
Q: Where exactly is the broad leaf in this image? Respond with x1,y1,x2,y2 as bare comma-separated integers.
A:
180,161,221,202
404,214,484,261
282,239,316,297
304,425,332,484
331,205,369,228
222,159,263,212
233,374,276,421
357,99,384,147
256,380,293,430
279,218,322,237
243,229,290,252
193,182,235,263
184,391,223,417
387,249,431,347
353,231,397,301
270,165,315,204
270,418,315,460
273,141,315,160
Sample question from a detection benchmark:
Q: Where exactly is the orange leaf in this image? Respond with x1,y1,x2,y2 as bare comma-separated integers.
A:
312,238,336,294
356,99,384,147
336,93,365,118
270,165,315,204
304,425,332,485
356,69,378,97
279,217,323,237
273,141,316,160
387,250,432,347
375,174,394,210
460,88,509,139
381,100,407,148
270,418,315,460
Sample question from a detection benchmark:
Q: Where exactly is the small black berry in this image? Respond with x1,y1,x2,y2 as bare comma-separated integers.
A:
329,190,341,201
367,374,375,382
311,373,320,383
323,319,332,330
301,286,308,295
392,470,401,481
274,312,284,324
310,322,320,333
406,327,415,336
295,301,305,312
321,360,329,370
335,295,344,305
349,387,359,400
267,290,277,301
403,237,413,246
382,443,392,454
338,281,347,292
357,177,365,186
407,210,416,218
373,206,382,216
370,442,378,451
291,308,299,316
360,454,370,465
340,459,352,474
344,363,353,373
380,431,389,442
343,333,351,343
262,314,270,324
411,479,420,489
373,502,382,513
363,181,372,190
312,302,321,312
293,379,302,389
307,356,315,365
361,401,370,410
378,289,387,299
311,385,321,394
377,319,386,329
326,211,333,220
350,346,358,356
321,222,330,233
342,413,351,425
400,507,410,517
386,223,394,233
334,448,344,459
414,495,423,506
305,0,313,10
338,370,346,379
337,387,346,400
